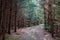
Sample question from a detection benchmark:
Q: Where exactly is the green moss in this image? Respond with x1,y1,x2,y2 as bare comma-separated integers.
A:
5,35,14,40
5,34,20,40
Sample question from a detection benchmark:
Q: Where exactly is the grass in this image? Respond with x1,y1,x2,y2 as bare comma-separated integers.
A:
5,34,20,40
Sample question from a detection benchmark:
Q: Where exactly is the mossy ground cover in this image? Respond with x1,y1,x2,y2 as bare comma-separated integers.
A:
5,34,20,40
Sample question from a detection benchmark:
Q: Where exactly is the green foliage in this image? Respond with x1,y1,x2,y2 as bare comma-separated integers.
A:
5,34,20,40
17,0,44,25
56,0,60,3
55,6,60,15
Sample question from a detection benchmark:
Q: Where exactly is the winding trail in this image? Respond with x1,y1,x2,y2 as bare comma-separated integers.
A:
11,24,54,40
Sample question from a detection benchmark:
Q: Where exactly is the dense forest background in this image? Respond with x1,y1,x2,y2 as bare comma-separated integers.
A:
17,0,44,26
0,0,60,40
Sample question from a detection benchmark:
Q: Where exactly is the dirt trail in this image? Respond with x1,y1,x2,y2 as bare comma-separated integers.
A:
12,24,54,40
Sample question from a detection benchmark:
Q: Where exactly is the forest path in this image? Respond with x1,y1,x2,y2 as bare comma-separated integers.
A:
11,24,54,40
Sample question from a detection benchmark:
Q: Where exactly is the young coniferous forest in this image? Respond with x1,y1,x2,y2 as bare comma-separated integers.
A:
0,0,60,40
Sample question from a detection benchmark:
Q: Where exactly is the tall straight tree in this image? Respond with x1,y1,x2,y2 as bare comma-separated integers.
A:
14,0,17,32
0,0,2,40
8,0,12,34
1,0,6,40
0,0,18,40
48,0,55,37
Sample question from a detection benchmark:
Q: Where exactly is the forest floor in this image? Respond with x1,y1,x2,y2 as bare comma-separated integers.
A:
5,24,54,40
